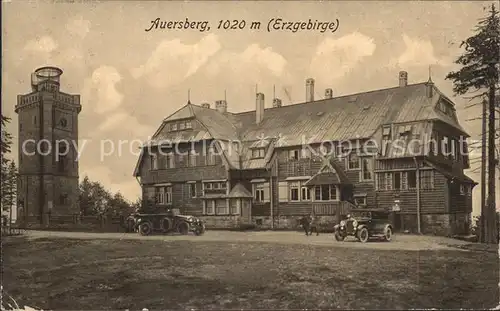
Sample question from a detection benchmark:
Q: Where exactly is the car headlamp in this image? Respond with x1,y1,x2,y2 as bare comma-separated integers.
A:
352,220,358,227
340,220,346,226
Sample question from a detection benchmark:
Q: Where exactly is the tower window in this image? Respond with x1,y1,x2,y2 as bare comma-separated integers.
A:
59,194,68,205
32,116,37,125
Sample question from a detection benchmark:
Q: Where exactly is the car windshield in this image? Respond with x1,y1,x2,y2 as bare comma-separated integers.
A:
350,211,371,219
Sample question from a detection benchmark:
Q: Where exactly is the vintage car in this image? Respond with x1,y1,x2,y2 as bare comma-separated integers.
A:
333,209,393,243
127,210,206,236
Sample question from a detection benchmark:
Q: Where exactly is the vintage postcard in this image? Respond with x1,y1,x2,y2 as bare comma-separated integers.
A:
1,0,499,310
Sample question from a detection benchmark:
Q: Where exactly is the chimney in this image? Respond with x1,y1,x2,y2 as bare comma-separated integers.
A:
325,88,333,99
215,100,227,113
306,78,315,102
256,93,265,124
399,71,408,87
272,98,282,108
201,103,210,109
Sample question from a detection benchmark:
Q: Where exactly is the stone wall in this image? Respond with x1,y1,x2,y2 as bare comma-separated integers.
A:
397,212,470,236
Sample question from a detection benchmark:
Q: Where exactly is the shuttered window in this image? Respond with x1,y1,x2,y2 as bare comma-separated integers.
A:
278,182,288,202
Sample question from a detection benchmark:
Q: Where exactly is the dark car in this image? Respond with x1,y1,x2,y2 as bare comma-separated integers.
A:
128,210,206,236
333,209,393,243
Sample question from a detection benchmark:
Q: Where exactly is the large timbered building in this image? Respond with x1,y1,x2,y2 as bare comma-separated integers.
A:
133,71,475,236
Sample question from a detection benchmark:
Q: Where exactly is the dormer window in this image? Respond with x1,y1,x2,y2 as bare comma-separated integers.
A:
171,123,178,131
185,120,192,129
382,125,391,139
399,125,412,137
179,122,185,130
252,148,265,159
288,149,300,161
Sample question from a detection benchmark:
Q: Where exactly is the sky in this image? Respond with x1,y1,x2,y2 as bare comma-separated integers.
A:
1,1,498,215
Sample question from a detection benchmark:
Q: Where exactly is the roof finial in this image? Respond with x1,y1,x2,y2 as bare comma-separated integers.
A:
224,89,227,101
273,84,276,99
187,89,191,104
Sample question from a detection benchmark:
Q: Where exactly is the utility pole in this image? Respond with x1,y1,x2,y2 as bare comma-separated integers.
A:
486,62,497,244
481,98,487,243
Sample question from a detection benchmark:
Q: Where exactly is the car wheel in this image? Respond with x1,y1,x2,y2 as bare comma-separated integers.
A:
384,227,393,242
334,231,345,241
138,222,152,236
357,227,369,243
177,222,189,235
194,226,204,236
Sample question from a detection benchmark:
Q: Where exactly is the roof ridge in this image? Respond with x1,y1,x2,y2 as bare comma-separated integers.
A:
231,82,429,115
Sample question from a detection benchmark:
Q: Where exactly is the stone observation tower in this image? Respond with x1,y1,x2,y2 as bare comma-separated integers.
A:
15,66,82,225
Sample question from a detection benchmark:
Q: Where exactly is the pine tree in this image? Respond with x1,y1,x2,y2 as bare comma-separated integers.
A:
79,176,94,216
446,4,499,244
1,161,18,225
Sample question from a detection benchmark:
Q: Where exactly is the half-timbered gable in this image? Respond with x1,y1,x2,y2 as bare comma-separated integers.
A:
134,72,475,236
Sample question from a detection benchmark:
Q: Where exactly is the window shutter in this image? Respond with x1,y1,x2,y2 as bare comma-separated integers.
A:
278,182,288,202
263,183,270,201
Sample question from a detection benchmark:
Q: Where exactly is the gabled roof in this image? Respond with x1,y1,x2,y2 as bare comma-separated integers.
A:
303,156,350,186
134,81,470,176
227,183,253,198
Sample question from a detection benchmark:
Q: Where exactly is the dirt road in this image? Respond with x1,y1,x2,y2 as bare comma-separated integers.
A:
23,229,473,251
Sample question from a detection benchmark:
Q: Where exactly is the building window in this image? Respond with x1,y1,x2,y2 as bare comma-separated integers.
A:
202,181,227,196
288,149,300,161
164,153,174,169
289,182,300,201
314,185,337,201
155,186,172,205
57,142,68,172
207,146,216,165
178,154,187,167
394,172,401,190
420,170,434,190
408,171,417,189
301,147,311,159
189,183,197,198
354,195,367,206
400,172,408,190
189,150,197,167
179,122,185,130
360,157,373,181
347,152,360,170
216,199,228,215
385,172,393,190
382,125,391,138
204,200,215,215
278,182,288,202
32,115,37,125
230,199,240,215
251,148,265,159
301,186,311,201
150,155,158,170
317,144,332,157
185,120,192,129
59,194,68,205
253,182,269,202
171,123,178,131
